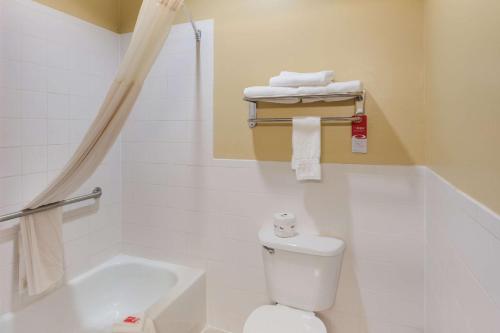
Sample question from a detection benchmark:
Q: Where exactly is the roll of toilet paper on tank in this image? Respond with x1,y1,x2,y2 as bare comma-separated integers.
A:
273,212,297,238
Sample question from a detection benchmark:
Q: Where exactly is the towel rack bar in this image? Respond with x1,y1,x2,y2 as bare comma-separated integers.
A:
0,187,103,223
245,90,366,128
250,116,362,125
243,91,365,103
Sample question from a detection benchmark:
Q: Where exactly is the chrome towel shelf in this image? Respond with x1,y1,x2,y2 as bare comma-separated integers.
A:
0,187,102,223
244,90,366,128
249,115,362,126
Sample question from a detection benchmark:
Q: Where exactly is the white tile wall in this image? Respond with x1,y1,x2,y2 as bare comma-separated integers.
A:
0,0,122,315
2,4,497,333
425,170,500,333
119,21,425,333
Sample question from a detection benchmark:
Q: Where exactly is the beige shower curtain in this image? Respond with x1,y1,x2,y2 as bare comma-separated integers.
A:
18,0,185,296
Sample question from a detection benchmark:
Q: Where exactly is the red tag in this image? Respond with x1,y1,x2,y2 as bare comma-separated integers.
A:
124,316,140,324
351,115,367,153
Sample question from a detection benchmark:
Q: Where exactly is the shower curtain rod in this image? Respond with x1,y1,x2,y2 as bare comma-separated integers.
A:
182,3,201,42
0,187,102,223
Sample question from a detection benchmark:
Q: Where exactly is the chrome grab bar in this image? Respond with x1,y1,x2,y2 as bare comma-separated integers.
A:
0,187,102,223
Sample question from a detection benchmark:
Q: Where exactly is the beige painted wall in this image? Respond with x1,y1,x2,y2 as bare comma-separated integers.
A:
424,0,500,214
36,0,121,32
116,0,500,213
118,0,142,33
35,0,500,213
38,0,500,212
175,0,425,164
35,0,140,33
37,0,425,164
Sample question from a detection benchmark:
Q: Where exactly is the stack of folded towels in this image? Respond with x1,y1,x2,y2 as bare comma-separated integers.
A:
244,70,363,104
244,71,363,181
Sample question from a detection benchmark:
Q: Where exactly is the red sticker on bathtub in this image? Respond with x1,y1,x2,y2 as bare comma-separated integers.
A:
352,115,367,153
124,316,140,324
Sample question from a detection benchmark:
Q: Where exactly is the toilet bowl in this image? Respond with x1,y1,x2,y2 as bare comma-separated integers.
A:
243,225,345,333
244,304,326,333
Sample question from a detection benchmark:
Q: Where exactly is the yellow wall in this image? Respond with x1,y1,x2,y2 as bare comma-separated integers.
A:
176,0,425,164
35,0,140,33
118,0,142,33
31,0,500,212
38,0,425,164
36,0,121,32
424,0,500,214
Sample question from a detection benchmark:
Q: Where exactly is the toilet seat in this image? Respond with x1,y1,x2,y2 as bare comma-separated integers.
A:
243,304,327,333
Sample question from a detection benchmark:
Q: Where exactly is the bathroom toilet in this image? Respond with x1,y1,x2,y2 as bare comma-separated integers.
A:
243,226,345,333
244,304,326,333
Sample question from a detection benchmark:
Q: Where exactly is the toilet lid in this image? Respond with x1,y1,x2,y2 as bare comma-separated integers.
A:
243,305,327,333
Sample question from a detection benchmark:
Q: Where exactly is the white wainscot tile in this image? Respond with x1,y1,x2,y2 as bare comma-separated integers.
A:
70,95,93,120
47,93,70,119
0,176,22,207
69,73,91,97
47,67,70,94
21,118,47,146
207,260,267,295
0,88,21,118
350,201,423,237
22,146,47,174
0,61,20,89
48,119,69,144
0,147,21,177
21,34,46,65
0,118,21,147
46,41,70,69
480,232,500,307
21,172,47,202
63,236,89,270
348,172,423,206
359,289,423,328
0,29,21,61
47,144,70,170
62,215,90,242
354,258,423,302
21,91,46,118
69,119,91,143
0,264,16,314
20,6,48,38
21,63,46,92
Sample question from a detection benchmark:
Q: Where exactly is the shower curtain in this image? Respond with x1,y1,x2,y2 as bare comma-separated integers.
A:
18,0,184,296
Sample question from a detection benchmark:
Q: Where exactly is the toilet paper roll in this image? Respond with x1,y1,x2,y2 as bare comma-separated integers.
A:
273,212,297,238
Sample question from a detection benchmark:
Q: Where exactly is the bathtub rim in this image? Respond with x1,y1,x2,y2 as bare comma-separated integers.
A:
0,254,205,331
68,254,205,320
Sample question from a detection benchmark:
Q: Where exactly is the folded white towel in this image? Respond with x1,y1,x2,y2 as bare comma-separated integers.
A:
270,71,335,87
244,86,300,104
244,80,363,103
292,117,321,181
297,80,363,95
112,314,157,333
327,80,363,93
300,81,363,103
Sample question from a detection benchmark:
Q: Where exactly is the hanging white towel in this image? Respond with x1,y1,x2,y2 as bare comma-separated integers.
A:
112,313,157,333
292,117,321,181
270,71,335,87
18,208,64,295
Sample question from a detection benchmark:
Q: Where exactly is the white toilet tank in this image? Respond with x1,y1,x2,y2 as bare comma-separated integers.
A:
259,226,345,312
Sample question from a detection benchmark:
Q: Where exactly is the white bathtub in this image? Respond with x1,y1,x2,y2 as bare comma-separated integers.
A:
0,255,206,333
